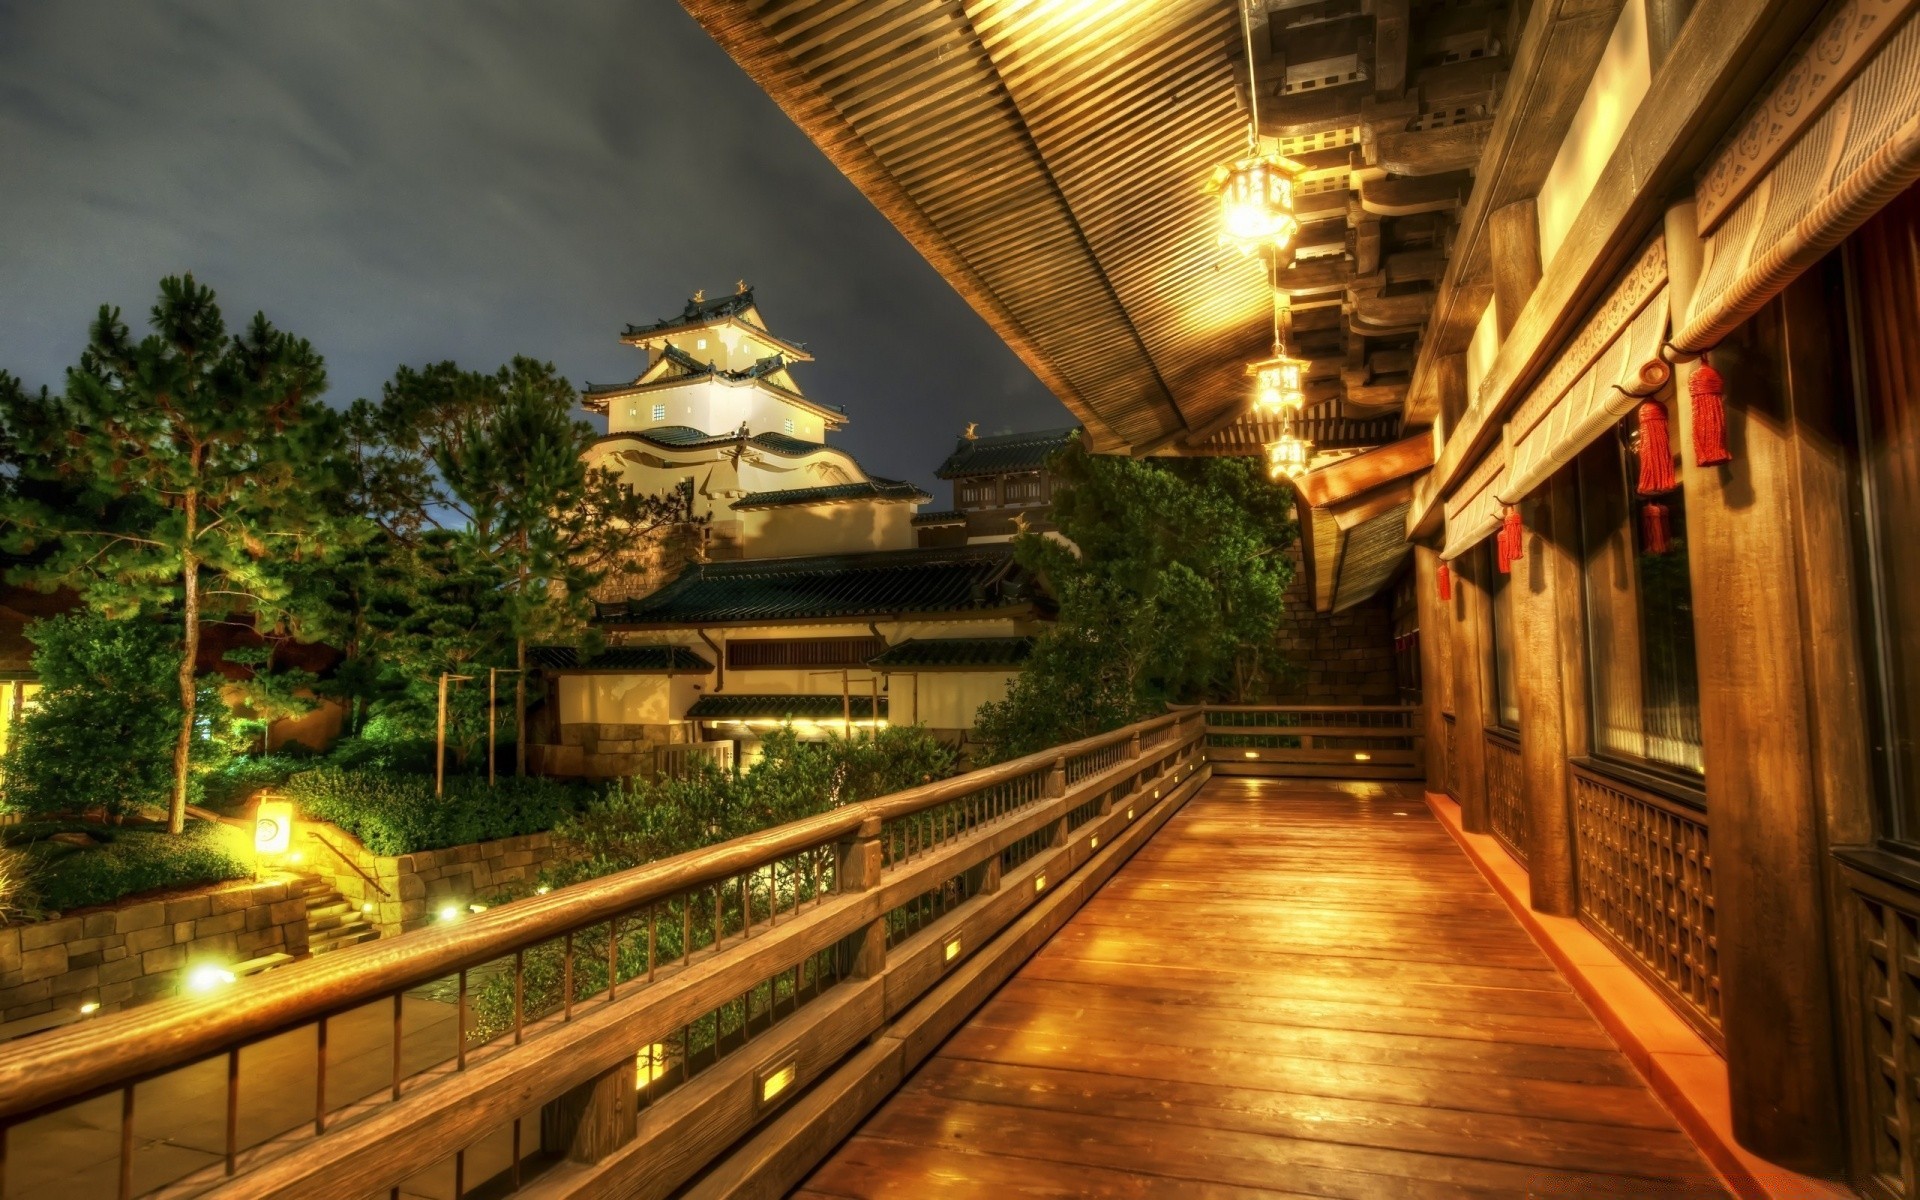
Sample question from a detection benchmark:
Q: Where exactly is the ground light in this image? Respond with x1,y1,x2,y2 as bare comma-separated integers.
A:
78,1001,99,1015
188,965,236,993
439,905,461,923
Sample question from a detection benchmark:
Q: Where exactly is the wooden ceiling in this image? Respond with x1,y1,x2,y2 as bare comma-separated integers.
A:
684,0,1513,458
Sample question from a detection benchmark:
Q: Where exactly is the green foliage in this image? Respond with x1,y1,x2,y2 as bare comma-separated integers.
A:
281,767,585,856
972,441,1295,762
1,612,240,819
0,275,356,830
11,823,249,915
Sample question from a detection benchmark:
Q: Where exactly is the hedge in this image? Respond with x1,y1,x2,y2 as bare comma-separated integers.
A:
17,823,251,914
281,768,584,856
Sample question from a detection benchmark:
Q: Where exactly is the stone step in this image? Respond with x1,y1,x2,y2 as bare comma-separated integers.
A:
234,952,295,977
308,926,379,955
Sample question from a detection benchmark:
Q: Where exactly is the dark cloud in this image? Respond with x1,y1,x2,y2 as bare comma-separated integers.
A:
0,0,1068,496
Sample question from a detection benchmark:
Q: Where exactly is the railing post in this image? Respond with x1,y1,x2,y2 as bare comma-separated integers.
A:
1128,730,1141,759
541,1057,637,1165
1047,756,1069,845
836,816,887,978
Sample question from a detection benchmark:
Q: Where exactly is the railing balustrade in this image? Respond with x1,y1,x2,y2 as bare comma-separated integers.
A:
656,740,734,781
0,709,1210,1200
1202,704,1424,780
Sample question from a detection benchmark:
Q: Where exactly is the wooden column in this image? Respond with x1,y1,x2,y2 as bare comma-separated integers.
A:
1488,199,1543,340
1665,200,1843,1172
1644,0,1693,69
1448,548,1495,833
1414,546,1452,789
1509,481,1582,915
1434,353,1469,448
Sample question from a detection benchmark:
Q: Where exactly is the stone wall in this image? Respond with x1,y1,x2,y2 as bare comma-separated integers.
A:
0,874,310,1033
300,823,558,937
1272,545,1400,704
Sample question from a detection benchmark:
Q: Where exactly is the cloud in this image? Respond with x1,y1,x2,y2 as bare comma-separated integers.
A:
0,0,1069,494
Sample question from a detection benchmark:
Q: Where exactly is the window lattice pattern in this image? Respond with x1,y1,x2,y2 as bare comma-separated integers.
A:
1572,769,1721,1043
1443,714,1459,797
1484,734,1526,866
1855,888,1920,1198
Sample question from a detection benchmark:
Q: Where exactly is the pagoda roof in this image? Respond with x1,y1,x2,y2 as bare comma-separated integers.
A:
732,480,929,511
528,644,712,673
867,636,1035,670
686,693,884,722
936,427,1080,479
595,545,1031,628
619,287,813,362
581,346,846,426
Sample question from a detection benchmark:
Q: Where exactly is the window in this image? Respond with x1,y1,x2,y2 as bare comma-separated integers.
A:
651,403,666,422
958,480,990,507
1576,426,1703,775
1487,545,1520,729
726,637,888,670
1003,473,1041,504
1849,187,1920,844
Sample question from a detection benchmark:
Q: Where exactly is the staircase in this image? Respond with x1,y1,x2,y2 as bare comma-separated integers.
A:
302,884,380,956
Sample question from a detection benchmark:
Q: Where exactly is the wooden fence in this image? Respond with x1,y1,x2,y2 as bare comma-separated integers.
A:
0,709,1210,1200
1203,704,1424,780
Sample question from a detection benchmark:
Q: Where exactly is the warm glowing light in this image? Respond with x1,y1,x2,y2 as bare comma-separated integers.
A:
1089,835,1099,850
468,903,489,914
536,886,551,896
1034,873,1048,894
1208,154,1303,253
1248,353,1308,414
254,801,293,855
759,1060,797,1106
79,1001,100,1015
439,905,461,923
1353,752,1372,762
288,851,303,864
1266,432,1310,480
944,937,962,963
1243,750,1259,759
1126,807,1135,821
636,1043,670,1089
188,965,236,993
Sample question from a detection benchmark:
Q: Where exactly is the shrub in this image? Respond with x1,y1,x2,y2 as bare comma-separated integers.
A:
0,612,241,819
281,767,583,856
15,823,250,914
199,750,317,812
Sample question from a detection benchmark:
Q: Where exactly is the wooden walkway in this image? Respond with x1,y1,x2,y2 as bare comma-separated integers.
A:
797,776,1726,1198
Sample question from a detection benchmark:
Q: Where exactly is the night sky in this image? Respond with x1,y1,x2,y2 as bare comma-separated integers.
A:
0,1,1070,498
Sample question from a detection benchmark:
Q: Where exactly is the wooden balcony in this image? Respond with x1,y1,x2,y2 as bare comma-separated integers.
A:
0,710,1727,1199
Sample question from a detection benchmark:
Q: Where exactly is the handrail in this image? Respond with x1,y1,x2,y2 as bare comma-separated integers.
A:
0,707,1194,1129
302,828,392,900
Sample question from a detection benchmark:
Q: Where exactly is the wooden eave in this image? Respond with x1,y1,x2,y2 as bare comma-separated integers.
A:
600,603,1042,634
1405,0,1831,538
681,0,1520,459
587,372,850,430
620,313,815,363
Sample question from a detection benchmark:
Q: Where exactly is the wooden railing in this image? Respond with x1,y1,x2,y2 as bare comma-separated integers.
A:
657,739,735,781
0,709,1210,1200
1203,704,1424,780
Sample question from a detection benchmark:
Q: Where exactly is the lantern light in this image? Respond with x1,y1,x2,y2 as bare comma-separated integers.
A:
1208,154,1304,254
1248,351,1309,414
1267,431,1311,480
254,801,293,855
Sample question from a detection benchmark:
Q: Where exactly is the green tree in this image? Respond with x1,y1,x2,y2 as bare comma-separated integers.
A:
0,277,347,830
973,441,1295,762
348,358,694,775
1,612,238,819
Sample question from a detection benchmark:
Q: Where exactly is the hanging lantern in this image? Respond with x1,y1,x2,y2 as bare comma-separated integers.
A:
1207,153,1304,254
1266,429,1310,479
1247,350,1309,414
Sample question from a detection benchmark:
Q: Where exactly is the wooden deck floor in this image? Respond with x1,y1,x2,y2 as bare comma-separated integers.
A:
797,776,1727,1199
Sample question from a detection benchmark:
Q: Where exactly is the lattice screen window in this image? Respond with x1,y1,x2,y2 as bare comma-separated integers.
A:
726,637,887,670
1855,889,1920,1197
1003,473,1041,504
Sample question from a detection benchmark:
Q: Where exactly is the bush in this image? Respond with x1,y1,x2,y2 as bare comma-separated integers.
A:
282,767,584,856
199,750,317,812
14,823,250,914
0,612,241,819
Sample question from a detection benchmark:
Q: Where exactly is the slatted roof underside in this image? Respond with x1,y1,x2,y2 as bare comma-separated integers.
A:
685,0,1505,460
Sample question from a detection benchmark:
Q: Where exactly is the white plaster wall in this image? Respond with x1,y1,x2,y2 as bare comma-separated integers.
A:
1536,0,1651,267
894,671,1018,729
558,674,673,725
739,503,916,557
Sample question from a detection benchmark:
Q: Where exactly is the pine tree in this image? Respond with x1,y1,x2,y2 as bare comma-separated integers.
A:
0,276,345,831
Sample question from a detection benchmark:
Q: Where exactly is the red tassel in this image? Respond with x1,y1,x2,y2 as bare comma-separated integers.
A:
1437,561,1453,602
1690,362,1731,467
1641,502,1672,555
1636,400,1676,496
1497,506,1522,574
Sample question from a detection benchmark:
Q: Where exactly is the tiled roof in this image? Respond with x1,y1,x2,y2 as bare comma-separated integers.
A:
686,693,886,721
529,645,712,672
592,425,832,458
910,510,965,525
936,427,1080,478
732,480,929,510
867,637,1035,669
598,545,1028,626
623,289,763,339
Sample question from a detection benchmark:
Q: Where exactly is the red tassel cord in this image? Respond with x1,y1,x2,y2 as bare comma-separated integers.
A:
1641,502,1672,555
1690,361,1731,467
1497,505,1522,574
1636,400,1677,495
1437,561,1453,602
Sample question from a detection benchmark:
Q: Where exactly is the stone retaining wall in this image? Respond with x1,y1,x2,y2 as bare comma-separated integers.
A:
300,823,557,936
0,874,310,1031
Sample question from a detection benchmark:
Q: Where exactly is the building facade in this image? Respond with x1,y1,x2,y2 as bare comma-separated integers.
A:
530,291,1049,776
913,426,1077,547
